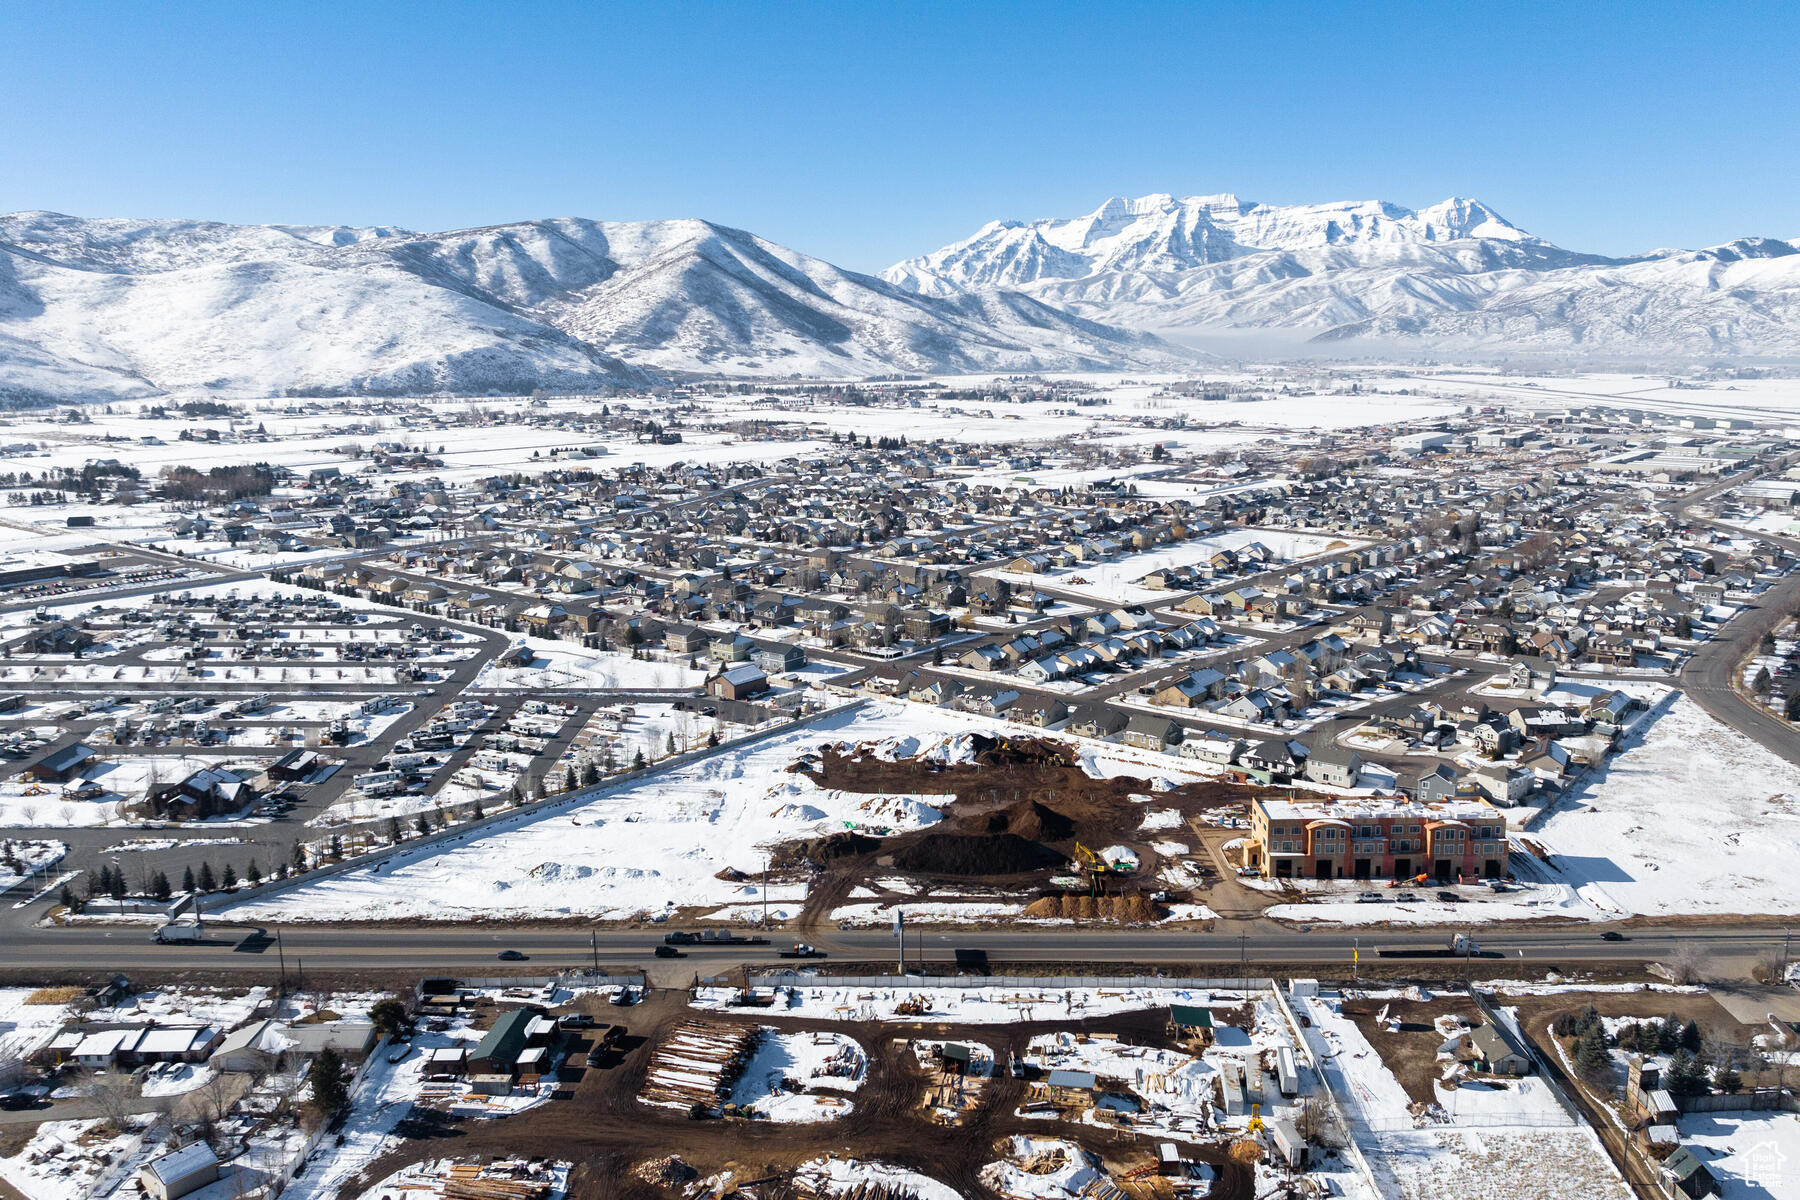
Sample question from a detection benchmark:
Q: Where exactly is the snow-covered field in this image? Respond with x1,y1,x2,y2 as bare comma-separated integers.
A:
215,704,1044,923
0,1118,158,1200
1298,990,1630,1200
1680,1110,1800,1200
1532,691,1800,918
991,525,1360,604
727,1029,865,1122
474,639,705,690
0,987,79,1064
795,1157,965,1200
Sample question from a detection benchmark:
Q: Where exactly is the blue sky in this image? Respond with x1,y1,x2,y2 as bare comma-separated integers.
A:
4,1,1795,270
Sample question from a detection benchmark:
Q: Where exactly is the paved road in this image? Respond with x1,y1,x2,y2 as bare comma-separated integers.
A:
1671,468,1800,766
2,920,1782,975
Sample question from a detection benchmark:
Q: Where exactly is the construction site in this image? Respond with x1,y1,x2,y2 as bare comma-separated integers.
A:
786,733,1265,927
335,983,1264,1200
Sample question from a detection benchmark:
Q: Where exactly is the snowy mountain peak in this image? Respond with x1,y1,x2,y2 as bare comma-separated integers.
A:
882,191,1546,297
880,191,1800,357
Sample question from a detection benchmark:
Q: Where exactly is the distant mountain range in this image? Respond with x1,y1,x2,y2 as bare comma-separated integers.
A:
0,212,1191,402
3,195,1796,401
885,193,1800,357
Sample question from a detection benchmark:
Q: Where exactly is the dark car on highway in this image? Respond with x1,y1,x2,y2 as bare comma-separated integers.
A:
497,949,527,960
654,945,682,958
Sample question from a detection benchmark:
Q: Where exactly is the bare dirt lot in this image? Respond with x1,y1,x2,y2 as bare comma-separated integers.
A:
1341,993,1487,1104
786,733,1297,925
349,985,1257,1200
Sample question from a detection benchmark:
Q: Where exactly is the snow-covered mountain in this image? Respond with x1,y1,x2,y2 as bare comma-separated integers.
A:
884,194,1800,356
0,212,1197,401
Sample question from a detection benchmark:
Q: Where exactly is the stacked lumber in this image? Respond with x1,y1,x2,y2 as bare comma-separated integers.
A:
639,1020,762,1110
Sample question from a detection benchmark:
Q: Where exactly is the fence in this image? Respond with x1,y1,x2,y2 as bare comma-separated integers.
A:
269,1040,382,1199
1679,1088,1800,1114
1470,988,1581,1126
199,700,866,915
741,973,1275,991
425,972,646,993
1270,983,1388,1196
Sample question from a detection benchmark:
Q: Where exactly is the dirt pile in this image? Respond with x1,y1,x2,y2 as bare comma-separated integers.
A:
981,799,1076,843
1022,894,1157,921
777,831,883,868
969,735,1077,768
891,833,1063,877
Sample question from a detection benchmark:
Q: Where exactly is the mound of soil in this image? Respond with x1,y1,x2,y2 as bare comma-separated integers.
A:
784,831,882,865
981,799,1076,844
891,833,1063,877
971,734,1078,769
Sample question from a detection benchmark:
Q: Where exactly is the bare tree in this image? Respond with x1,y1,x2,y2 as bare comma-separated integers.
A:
1667,942,1711,986
200,1067,237,1125
85,1070,140,1133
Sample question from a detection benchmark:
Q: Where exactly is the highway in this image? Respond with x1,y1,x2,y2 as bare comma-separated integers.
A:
2,919,1784,976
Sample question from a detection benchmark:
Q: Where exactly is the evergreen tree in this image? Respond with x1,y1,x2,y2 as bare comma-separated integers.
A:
291,841,307,870
247,860,261,886
471,795,484,819
580,761,599,787
85,867,104,900
59,883,78,912
328,833,343,860
151,871,172,901
308,1046,349,1116
415,814,431,836
387,815,403,843
1713,1061,1743,1093
1681,1021,1703,1053
369,998,408,1041
108,869,127,901
564,764,578,792
1667,1051,1708,1097
222,863,238,890
1574,1029,1612,1081
182,865,196,894
633,748,647,771
198,862,217,892
1657,1013,1682,1053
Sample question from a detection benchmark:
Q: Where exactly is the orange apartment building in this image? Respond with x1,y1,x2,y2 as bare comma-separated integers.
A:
1248,795,1509,881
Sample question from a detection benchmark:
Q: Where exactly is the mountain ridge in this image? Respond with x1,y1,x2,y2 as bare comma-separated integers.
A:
883,193,1800,357
0,211,1199,402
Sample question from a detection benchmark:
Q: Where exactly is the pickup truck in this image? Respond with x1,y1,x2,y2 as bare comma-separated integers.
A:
778,943,826,959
